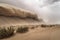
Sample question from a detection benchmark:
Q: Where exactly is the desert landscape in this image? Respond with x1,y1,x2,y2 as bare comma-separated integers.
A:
0,3,60,40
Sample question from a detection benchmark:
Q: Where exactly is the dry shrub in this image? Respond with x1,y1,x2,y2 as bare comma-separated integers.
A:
17,27,29,33
41,24,55,27
0,27,15,39
41,24,47,27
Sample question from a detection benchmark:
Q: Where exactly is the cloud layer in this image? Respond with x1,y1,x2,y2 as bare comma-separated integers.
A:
0,0,60,24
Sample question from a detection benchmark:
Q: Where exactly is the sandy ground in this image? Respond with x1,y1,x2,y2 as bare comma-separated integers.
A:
1,26,60,40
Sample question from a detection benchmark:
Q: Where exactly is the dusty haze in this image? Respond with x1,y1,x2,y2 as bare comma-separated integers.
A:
0,3,44,27
0,0,60,24
0,0,60,40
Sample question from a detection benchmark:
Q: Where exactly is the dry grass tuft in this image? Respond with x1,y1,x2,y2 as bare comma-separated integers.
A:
17,27,29,33
0,27,15,39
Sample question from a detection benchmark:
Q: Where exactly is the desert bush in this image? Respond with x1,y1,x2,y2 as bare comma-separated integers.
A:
0,27,15,39
41,24,54,27
41,24,47,27
17,27,29,33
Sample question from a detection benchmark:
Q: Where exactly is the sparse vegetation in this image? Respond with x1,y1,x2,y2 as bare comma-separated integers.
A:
41,24,55,27
17,27,29,33
31,27,35,29
0,27,15,39
41,24,47,27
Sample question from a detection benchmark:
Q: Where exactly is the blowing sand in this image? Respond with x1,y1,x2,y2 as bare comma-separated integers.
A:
0,3,60,40
0,3,43,27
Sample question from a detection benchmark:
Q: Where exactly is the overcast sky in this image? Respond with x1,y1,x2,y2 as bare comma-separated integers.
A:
0,0,60,24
